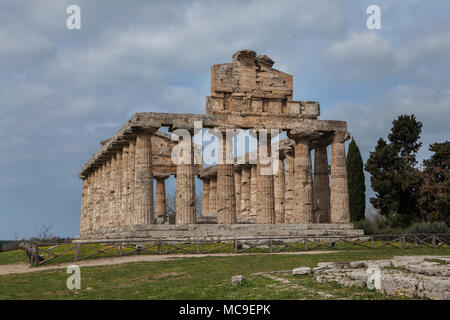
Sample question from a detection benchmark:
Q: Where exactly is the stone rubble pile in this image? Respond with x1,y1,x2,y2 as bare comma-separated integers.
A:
309,255,450,300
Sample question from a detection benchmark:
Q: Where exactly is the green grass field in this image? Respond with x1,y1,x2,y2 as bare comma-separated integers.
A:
0,247,449,300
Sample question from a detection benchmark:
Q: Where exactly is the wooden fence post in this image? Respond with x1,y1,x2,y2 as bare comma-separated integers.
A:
304,238,308,251
119,243,123,256
401,236,405,249
269,238,273,253
234,239,238,253
432,235,436,249
33,244,39,265
196,240,200,254
74,244,80,262
158,241,162,254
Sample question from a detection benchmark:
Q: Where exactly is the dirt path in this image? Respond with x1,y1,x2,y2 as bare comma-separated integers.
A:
0,250,337,276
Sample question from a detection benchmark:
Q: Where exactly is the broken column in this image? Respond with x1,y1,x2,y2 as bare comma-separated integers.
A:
330,132,351,224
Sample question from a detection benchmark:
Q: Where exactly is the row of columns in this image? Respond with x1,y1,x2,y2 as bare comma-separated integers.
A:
81,128,350,232
200,130,350,224
80,131,169,233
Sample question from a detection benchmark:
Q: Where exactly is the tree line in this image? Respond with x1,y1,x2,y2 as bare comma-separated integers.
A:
347,114,449,229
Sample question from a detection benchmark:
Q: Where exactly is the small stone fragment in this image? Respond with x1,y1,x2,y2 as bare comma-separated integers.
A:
292,267,312,275
232,275,245,286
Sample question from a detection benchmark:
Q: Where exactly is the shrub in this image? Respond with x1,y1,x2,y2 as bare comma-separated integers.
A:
406,221,449,234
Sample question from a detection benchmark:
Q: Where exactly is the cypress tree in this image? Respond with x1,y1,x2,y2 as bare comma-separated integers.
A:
347,138,366,221
365,114,423,227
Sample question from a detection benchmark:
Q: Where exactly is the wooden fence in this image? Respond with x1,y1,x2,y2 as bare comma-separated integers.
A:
23,234,450,266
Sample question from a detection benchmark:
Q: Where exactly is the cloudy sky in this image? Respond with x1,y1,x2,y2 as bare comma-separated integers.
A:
1,0,449,239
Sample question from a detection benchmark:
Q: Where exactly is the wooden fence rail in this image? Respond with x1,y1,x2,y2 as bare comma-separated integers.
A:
23,234,450,266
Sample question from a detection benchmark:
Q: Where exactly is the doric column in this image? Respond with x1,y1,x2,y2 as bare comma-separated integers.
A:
155,175,169,224
240,164,251,218
133,132,155,225
80,178,88,233
284,150,294,223
175,130,196,224
120,145,129,226
314,146,331,223
250,165,257,218
85,174,92,232
330,132,351,223
288,128,314,223
115,152,122,227
127,139,136,226
101,162,109,228
109,154,117,228
93,168,100,230
208,176,217,216
256,130,275,224
274,156,285,224
200,176,210,217
215,128,236,224
234,165,242,218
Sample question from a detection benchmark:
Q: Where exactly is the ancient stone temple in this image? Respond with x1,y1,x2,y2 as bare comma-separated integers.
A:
77,49,363,240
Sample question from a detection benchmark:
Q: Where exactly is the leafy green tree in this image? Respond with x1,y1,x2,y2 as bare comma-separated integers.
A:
419,141,450,224
347,138,365,221
365,114,423,227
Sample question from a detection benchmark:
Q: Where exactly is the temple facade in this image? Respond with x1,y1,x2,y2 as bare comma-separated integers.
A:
77,50,362,240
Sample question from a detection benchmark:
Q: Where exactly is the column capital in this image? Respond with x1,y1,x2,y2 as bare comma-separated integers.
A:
233,164,243,172
132,126,160,135
333,131,351,143
154,174,170,181
287,127,315,141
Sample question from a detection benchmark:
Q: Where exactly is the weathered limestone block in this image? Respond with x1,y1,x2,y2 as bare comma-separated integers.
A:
292,267,312,275
231,275,246,286
134,132,154,225
313,146,330,223
330,132,351,224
